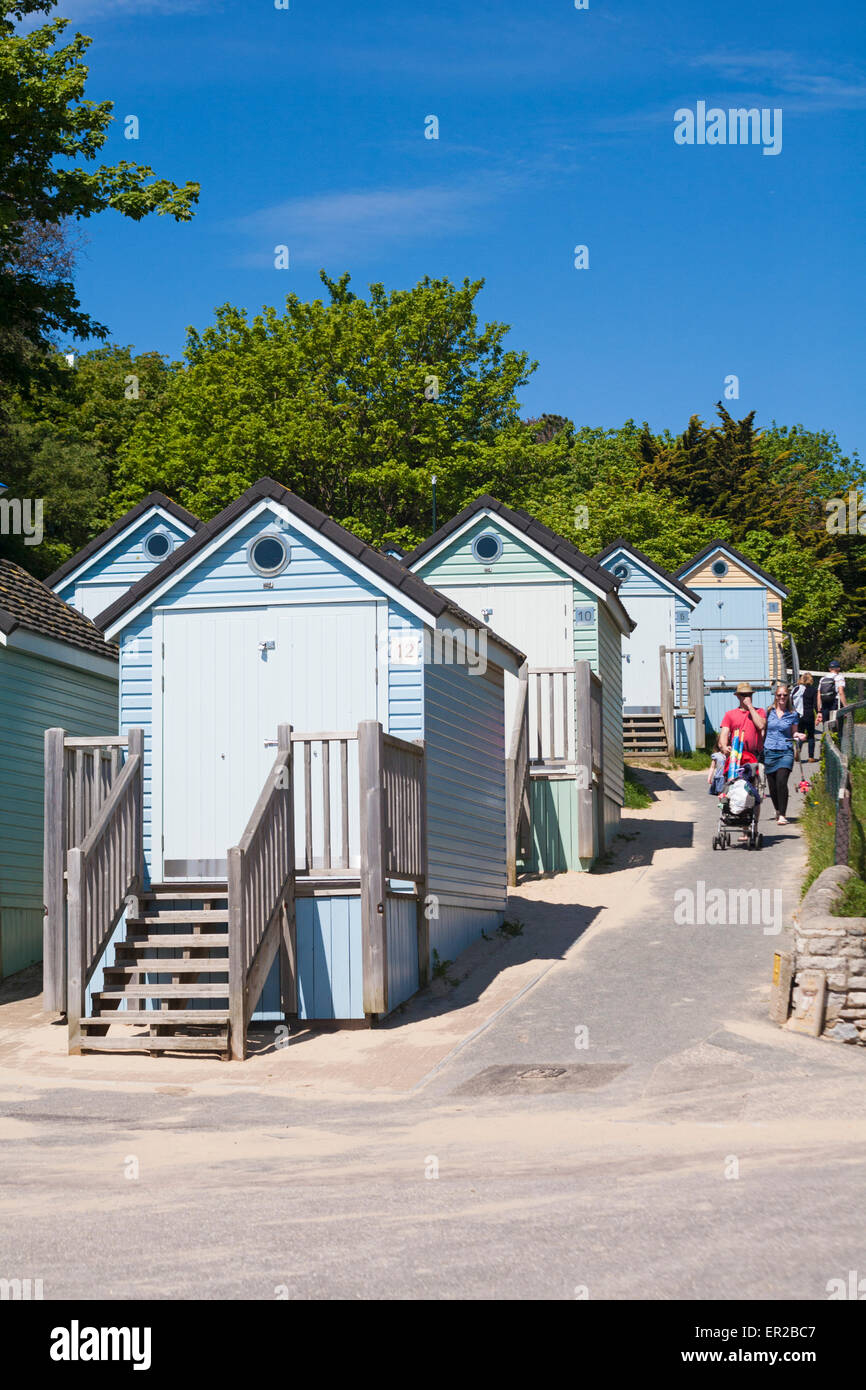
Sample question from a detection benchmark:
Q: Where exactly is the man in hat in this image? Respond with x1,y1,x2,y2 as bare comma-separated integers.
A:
817,660,846,726
719,682,767,765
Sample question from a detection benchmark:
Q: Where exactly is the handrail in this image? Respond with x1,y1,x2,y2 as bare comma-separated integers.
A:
227,725,295,1060
66,731,144,1052
505,666,530,886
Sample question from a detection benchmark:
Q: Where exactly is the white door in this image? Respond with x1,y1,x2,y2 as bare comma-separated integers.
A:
160,604,378,879
621,596,673,710
437,581,572,762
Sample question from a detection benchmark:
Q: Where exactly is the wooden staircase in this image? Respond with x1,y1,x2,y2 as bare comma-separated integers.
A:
623,713,669,759
79,884,232,1055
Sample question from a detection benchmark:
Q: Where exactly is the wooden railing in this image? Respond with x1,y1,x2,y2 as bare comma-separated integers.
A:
505,665,531,886
292,731,358,873
228,724,295,1061
575,663,605,860
382,733,426,882
660,645,706,752
43,731,132,1011
358,721,429,1015
528,666,576,764
66,731,144,1051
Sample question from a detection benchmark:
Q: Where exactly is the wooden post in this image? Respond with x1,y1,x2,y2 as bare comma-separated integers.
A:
66,847,84,1053
43,727,67,1013
591,673,605,854
277,724,297,1021
415,739,430,989
227,845,246,1060
691,644,705,749
359,720,388,1016
574,662,594,861
127,729,144,892
659,646,674,754
504,665,528,888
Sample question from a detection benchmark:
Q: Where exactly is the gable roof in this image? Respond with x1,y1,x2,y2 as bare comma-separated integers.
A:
47,492,202,590
403,494,635,634
595,539,701,606
674,539,789,598
0,559,118,660
95,478,526,664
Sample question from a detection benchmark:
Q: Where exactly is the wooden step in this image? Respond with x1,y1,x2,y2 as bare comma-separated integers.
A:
95,984,230,999
127,911,229,925
78,1034,228,1054
142,883,227,899
104,959,228,975
120,934,228,950
82,1010,229,1026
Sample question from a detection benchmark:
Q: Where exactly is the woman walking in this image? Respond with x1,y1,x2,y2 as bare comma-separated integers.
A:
797,672,817,764
763,683,806,825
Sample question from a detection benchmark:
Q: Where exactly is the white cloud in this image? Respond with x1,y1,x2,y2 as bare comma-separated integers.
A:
233,182,501,267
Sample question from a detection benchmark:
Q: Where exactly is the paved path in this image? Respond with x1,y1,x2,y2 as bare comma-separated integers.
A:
4,763,866,1300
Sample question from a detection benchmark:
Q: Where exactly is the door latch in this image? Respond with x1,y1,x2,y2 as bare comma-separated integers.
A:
264,739,278,747
258,640,275,652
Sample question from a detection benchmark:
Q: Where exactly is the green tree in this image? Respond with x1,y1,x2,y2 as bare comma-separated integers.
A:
0,0,198,398
111,272,536,539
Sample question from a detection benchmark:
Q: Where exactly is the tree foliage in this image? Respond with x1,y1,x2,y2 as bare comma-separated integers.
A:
0,0,199,398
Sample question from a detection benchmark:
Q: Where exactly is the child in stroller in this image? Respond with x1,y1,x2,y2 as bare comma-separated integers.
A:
712,758,763,851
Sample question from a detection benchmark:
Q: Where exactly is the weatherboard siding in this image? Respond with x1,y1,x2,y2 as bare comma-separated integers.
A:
415,514,564,584
598,605,624,811
57,511,192,610
0,645,117,978
424,660,507,961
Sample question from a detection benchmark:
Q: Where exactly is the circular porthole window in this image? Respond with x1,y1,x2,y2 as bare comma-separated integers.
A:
472,532,503,565
613,562,630,582
248,532,290,577
711,558,729,578
143,529,173,562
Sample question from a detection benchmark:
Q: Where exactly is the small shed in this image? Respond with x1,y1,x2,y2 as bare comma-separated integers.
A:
0,561,118,980
674,540,789,734
595,540,702,754
48,492,201,621
404,496,634,874
45,479,523,1056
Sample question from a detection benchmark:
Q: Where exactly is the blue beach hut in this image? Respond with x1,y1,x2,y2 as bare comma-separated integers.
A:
48,492,201,621
43,479,523,1058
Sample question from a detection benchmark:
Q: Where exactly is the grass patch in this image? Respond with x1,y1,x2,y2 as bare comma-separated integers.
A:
623,765,653,809
673,749,713,771
498,918,524,938
833,875,866,917
801,753,866,899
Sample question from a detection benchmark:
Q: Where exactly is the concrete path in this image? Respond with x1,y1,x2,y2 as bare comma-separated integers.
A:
3,762,866,1300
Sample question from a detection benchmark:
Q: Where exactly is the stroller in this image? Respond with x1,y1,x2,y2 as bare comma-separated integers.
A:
712,763,763,851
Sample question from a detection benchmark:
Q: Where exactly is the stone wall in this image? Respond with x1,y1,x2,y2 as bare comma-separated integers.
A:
791,865,866,1044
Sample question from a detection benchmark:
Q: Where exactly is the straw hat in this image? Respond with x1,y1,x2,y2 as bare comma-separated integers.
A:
734,682,753,695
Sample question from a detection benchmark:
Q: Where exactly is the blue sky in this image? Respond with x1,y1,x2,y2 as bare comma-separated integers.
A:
38,0,866,456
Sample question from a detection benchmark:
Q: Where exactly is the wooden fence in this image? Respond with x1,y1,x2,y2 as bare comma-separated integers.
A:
43,729,138,1013
527,666,576,764
66,732,144,1050
660,645,706,753
292,731,358,873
